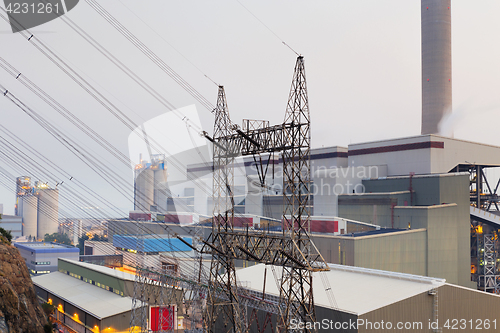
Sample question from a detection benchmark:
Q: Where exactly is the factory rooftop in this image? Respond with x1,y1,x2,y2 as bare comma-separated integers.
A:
33,271,133,320
237,263,446,315
14,242,79,253
59,258,136,281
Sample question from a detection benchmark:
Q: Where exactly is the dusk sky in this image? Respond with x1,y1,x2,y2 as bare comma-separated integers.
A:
0,0,498,217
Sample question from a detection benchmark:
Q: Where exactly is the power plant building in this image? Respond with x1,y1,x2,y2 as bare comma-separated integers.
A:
156,133,500,291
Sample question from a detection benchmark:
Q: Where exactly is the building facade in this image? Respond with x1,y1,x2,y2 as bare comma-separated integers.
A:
14,242,79,276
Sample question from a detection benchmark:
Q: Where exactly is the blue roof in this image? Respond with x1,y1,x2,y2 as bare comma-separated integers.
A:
14,242,79,253
113,235,192,252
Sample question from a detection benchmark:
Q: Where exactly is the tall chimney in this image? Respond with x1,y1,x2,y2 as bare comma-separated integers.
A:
421,0,452,135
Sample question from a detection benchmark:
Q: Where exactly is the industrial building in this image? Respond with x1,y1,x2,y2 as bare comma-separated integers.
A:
14,241,79,276
34,258,188,333
120,1,500,331
0,213,23,238
83,232,202,279
234,263,500,333
136,133,499,290
59,218,84,245
15,176,60,240
34,258,136,333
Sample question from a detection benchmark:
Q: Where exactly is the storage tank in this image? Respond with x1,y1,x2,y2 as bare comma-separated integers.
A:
15,176,31,216
153,167,168,212
134,168,154,211
36,188,59,239
421,0,452,135
19,195,38,239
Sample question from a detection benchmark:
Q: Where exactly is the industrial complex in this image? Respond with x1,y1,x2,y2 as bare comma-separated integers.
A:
1,1,500,333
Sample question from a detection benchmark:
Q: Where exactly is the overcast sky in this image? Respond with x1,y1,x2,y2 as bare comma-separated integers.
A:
0,0,499,217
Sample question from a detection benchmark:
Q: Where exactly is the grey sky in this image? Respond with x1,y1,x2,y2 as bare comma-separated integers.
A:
0,0,498,216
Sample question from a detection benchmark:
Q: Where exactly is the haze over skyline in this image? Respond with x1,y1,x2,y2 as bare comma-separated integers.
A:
0,0,498,216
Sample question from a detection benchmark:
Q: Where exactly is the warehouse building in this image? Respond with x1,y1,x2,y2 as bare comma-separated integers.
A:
14,241,79,276
235,263,500,333
34,259,135,333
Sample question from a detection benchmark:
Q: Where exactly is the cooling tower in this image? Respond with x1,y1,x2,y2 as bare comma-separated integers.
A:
19,195,38,239
36,188,59,239
421,0,452,135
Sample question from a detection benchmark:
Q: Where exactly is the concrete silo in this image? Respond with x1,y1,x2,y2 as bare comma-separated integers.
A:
36,188,59,239
421,0,452,135
19,195,38,239
134,155,168,212
134,168,155,212
15,176,32,216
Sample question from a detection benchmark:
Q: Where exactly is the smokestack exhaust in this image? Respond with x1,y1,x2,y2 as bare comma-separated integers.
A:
421,0,452,135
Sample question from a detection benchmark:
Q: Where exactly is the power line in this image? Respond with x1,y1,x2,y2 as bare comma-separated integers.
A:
85,0,215,112
115,0,219,87
235,0,300,56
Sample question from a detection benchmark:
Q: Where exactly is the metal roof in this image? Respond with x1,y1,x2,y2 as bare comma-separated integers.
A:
33,272,133,320
113,235,193,253
340,228,405,238
14,242,79,253
236,263,445,315
58,258,136,282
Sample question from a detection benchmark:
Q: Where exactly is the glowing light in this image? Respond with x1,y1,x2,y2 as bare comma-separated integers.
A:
48,298,52,305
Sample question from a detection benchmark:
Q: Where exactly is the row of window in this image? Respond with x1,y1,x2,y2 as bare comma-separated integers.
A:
31,261,50,265
59,269,124,296
31,269,50,274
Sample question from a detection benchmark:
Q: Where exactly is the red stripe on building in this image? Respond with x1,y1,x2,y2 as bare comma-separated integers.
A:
349,141,444,156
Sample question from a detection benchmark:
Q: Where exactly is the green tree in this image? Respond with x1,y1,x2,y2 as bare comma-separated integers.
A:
0,227,12,244
43,323,53,333
43,232,72,246
41,302,55,317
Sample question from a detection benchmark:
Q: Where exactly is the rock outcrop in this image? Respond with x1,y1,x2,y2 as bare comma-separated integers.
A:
0,237,46,333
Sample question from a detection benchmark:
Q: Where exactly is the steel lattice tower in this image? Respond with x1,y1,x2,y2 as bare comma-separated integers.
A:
206,86,245,333
205,56,328,333
130,233,149,333
279,55,315,328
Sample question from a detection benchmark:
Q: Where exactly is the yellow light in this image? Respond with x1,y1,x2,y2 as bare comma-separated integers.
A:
48,298,52,305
